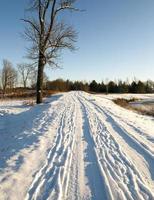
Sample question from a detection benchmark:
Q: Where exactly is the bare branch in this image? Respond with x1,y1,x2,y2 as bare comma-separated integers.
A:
21,19,41,36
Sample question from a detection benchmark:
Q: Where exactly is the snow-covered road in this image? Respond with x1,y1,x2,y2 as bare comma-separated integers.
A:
0,92,154,200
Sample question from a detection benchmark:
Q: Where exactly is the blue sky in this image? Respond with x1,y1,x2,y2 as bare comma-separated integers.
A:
0,0,154,82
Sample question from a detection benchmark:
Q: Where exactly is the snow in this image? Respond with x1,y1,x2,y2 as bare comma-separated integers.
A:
0,92,154,200
0,99,32,115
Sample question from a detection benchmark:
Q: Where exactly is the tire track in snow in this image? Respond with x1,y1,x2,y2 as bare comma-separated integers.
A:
93,96,154,152
80,94,154,163
25,94,78,200
109,114,154,144
79,99,112,200
66,96,86,200
82,95,154,179
78,92,154,200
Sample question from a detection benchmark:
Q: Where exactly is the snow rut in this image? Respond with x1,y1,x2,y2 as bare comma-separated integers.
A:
78,93,154,200
83,95,154,179
25,95,77,200
93,98,154,155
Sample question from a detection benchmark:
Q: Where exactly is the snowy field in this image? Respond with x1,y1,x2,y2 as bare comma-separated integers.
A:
0,92,154,200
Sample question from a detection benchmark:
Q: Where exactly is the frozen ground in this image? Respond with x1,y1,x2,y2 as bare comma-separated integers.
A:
0,92,154,200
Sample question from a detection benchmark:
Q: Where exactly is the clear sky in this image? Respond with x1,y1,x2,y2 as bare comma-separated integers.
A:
0,0,154,82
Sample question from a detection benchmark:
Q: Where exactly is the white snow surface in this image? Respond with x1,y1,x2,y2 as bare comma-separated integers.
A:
0,92,154,200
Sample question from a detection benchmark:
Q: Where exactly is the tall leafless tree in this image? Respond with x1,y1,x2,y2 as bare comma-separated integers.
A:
22,0,78,103
17,63,35,88
1,59,17,94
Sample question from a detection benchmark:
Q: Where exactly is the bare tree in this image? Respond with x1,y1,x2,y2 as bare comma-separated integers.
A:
1,59,17,94
17,63,35,88
29,69,38,89
7,68,17,89
22,0,78,103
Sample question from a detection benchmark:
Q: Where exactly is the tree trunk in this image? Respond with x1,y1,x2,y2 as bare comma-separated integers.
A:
3,86,6,96
36,52,45,104
24,81,26,88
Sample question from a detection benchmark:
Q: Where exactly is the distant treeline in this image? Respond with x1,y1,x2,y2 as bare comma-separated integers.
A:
46,79,154,93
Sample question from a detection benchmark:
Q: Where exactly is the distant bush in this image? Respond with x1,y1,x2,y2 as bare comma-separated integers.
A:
113,98,130,108
0,88,58,100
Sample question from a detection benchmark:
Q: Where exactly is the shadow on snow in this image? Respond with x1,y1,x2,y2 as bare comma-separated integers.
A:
80,101,108,200
0,94,63,171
